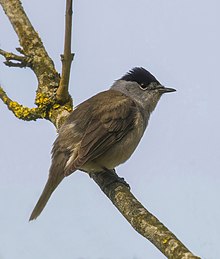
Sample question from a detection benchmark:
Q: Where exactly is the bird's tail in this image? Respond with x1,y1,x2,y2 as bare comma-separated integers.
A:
29,174,64,221
29,153,68,221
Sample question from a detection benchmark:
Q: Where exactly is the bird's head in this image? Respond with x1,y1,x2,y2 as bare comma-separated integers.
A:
112,67,176,112
120,67,175,94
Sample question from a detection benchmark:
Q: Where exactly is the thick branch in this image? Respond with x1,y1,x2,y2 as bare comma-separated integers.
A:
0,0,72,125
0,0,60,94
0,0,58,88
91,171,201,259
56,0,74,103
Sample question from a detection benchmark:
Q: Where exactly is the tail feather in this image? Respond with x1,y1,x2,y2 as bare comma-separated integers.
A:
29,152,69,221
29,174,64,221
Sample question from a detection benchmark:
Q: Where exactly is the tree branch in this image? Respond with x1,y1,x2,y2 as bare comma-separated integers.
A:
0,48,32,68
0,0,60,93
56,0,74,103
0,1,202,258
0,0,72,126
92,171,201,259
0,86,43,120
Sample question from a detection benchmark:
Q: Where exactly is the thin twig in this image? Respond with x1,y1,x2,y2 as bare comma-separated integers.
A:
0,48,32,68
0,86,43,120
0,48,25,62
56,0,74,103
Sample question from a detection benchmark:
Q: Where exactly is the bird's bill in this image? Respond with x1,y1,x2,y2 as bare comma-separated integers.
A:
158,85,176,93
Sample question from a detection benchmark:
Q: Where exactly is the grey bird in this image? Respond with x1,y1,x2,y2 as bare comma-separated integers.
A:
29,67,175,220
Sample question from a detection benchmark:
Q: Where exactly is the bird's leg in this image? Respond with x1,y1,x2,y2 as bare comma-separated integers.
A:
90,169,130,191
104,168,130,188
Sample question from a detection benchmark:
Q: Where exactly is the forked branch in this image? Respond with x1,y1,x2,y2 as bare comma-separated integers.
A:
0,0,72,126
0,1,201,258
0,48,32,68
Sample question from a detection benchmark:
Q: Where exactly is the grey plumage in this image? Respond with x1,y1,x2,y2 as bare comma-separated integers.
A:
29,67,175,220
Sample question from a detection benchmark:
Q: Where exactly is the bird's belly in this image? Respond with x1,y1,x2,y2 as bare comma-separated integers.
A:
102,129,143,166
81,118,145,173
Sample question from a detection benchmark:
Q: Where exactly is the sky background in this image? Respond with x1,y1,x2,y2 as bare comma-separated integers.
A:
0,0,220,258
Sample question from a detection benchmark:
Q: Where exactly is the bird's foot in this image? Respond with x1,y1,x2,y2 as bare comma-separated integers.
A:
89,168,130,190
105,168,130,189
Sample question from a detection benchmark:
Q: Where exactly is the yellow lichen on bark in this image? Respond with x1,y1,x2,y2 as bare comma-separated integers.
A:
0,86,42,120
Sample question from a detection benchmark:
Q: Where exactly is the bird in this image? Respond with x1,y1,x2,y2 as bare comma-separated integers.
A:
29,67,176,220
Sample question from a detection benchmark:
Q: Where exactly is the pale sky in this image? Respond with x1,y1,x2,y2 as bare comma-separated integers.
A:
0,1,220,258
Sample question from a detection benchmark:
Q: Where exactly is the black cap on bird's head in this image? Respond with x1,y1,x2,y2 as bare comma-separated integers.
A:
120,67,176,93
120,67,160,86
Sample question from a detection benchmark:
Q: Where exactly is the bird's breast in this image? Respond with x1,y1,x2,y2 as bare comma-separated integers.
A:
81,111,146,172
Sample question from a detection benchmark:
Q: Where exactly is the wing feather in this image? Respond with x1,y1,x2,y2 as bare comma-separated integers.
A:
64,90,138,174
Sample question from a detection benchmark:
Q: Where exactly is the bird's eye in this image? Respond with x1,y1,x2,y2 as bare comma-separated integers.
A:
139,83,147,90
